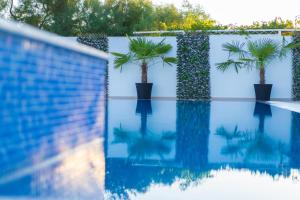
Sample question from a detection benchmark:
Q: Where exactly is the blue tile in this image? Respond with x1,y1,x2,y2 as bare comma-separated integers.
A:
0,30,107,177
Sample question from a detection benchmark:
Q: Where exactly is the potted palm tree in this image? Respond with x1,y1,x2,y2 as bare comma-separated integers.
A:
112,37,177,99
216,38,297,101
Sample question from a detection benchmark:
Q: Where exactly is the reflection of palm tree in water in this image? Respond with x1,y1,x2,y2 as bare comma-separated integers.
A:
114,126,175,160
216,103,289,164
215,126,250,157
254,102,272,133
250,102,283,162
216,126,288,164
113,100,176,161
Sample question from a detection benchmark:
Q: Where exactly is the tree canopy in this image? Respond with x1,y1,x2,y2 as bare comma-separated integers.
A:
0,0,296,36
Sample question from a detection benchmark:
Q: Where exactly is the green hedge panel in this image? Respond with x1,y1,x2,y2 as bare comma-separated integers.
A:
77,34,108,52
292,35,300,100
176,33,210,99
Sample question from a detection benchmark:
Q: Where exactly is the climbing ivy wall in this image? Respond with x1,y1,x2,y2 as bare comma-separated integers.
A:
77,34,109,52
292,34,300,100
176,33,210,99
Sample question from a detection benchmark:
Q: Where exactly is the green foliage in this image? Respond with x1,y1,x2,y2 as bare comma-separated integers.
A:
10,0,82,36
6,0,220,36
102,0,155,36
177,33,210,99
80,0,106,34
154,4,182,30
111,52,132,69
163,57,178,65
246,17,294,29
0,0,8,16
112,37,177,70
48,0,82,36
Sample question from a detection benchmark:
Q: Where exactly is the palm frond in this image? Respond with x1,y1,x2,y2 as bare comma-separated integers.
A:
279,46,288,58
111,52,132,69
280,40,300,58
238,58,256,69
216,59,244,73
129,37,157,59
247,39,280,66
285,41,300,49
155,44,172,55
222,41,246,57
162,57,177,65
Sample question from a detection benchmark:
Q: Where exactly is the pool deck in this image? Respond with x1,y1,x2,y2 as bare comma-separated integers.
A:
109,97,300,113
266,101,300,113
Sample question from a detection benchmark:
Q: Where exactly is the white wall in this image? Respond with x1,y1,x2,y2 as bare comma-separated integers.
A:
107,35,293,99
108,37,177,98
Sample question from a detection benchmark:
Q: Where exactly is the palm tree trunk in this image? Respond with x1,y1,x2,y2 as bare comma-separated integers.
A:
259,67,265,84
141,62,148,83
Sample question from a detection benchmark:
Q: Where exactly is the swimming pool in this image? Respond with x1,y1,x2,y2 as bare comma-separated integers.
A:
1,99,300,200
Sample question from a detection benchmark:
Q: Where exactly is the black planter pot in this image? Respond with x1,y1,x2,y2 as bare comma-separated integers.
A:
254,84,272,101
136,100,152,114
136,83,153,99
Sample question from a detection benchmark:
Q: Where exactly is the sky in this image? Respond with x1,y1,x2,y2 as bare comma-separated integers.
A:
153,0,300,25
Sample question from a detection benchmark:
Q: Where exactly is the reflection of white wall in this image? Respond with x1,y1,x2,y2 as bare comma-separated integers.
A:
209,101,292,165
209,101,257,163
108,35,292,99
108,37,177,98
107,99,177,160
264,106,291,144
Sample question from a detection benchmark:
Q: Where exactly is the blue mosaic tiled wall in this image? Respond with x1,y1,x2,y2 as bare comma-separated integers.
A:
0,30,107,179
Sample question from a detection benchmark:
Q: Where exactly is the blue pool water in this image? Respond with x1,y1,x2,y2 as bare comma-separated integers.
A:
1,99,300,200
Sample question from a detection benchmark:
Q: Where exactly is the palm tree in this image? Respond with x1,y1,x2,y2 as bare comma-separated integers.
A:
216,38,299,100
217,39,285,84
112,37,177,84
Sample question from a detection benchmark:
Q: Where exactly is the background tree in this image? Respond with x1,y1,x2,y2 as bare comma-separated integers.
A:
0,0,8,16
4,0,297,36
9,0,82,36
9,0,47,28
247,17,294,29
154,4,182,30
48,0,82,36
179,1,218,30
80,0,107,34
102,0,155,36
